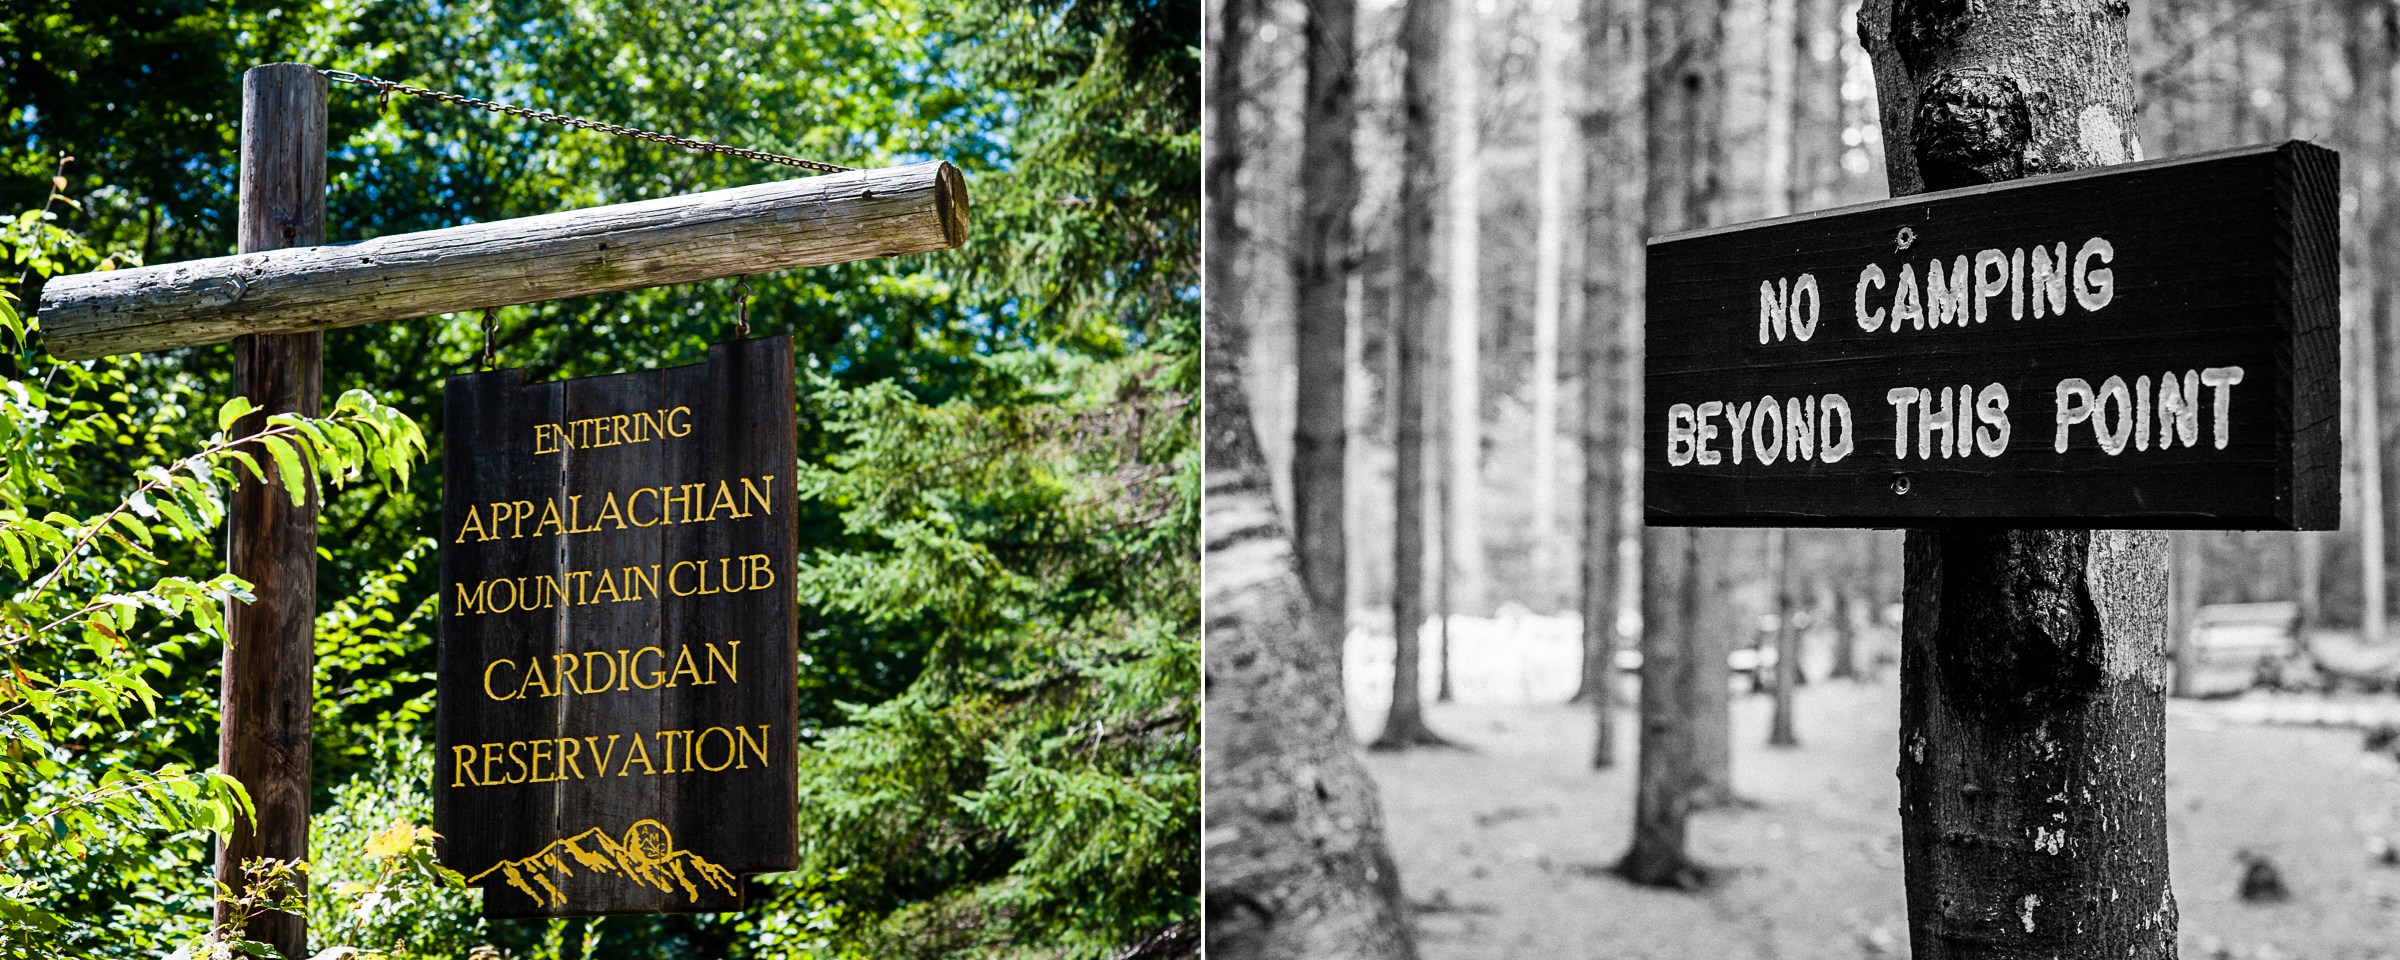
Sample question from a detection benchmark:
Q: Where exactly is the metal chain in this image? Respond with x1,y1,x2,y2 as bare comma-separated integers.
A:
482,307,498,370
733,278,752,339
321,69,855,174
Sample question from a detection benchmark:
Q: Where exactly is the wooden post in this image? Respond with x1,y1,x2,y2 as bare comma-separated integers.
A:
1857,2,2174,956
218,62,323,959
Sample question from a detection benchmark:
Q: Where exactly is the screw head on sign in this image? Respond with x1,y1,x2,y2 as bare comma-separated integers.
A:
1895,226,1916,251
1891,474,1912,496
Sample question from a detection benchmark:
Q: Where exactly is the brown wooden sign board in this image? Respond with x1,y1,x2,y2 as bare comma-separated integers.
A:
1643,141,2340,530
434,336,799,918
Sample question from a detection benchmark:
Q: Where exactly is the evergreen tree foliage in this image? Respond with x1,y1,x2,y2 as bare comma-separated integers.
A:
0,0,1196,955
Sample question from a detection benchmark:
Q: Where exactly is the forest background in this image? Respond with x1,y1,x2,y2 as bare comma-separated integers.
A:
0,0,1196,958
1210,0,2400,952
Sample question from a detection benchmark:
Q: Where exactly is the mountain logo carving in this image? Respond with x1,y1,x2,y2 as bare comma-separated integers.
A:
466,819,739,907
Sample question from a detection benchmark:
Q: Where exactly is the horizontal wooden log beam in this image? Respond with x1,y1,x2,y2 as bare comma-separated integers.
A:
37,160,969,360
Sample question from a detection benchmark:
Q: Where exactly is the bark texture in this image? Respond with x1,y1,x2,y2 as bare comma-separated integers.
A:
217,61,324,960
1204,270,1418,960
1293,0,1360,649
1374,0,1455,750
1860,3,2175,955
1620,0,1724,884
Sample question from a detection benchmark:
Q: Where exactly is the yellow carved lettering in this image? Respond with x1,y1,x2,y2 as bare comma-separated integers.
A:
534,498,564,537
582,651,618,692
557,737,584,779
668,646,702,687
706,642,739,684
632,647,666,689
505,741,528,784
516,657,553,699
666,405,692,436
595,491,625,530
452,744,479,786
619,733,655,776
456,505,488,543
710,481,743,520
628,487,660,526
741,475,775,516
736,725,769,769
453,580,488,616
696,727,735,771
482,658,518,700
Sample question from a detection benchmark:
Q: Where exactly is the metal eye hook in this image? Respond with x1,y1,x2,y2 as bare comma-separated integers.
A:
733,278,752,339
482,307,498,370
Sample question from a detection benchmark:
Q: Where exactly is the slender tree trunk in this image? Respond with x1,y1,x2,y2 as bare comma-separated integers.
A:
2168,533,2202,698
2296,532,2322,646
1768,528,1800,746
1293,0,1361,654
2353,0,2390,643
1204,275,1420,960
1529,0,1570,599
2365,0,2399,645
1445,0,1485,629
1688,532,1738,807
1829,582,1860,680
1619,0,1723,888
1790,0,1843,213
1860,2,2176,956
1374,0,1457,750
1577,0,1642,765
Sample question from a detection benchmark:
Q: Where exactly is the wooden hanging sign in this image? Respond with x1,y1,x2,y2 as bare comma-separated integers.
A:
1643,141,2340,530
433,336,799,918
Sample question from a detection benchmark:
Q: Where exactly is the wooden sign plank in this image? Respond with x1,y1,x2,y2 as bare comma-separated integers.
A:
1643,141,2339,530
433,337,799,918
36,161,967,360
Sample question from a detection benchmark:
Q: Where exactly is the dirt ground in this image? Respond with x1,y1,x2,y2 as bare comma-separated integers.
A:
1356,682,2400,959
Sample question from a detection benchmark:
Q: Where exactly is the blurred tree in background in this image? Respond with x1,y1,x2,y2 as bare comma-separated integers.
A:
0,0,1195,956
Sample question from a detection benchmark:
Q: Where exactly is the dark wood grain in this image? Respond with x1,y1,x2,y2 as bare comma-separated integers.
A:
435,337,799,918
217,62,325,959
1643,141,2340,529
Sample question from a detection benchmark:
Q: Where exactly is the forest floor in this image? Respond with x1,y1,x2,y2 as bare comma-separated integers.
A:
1350,632,2400,960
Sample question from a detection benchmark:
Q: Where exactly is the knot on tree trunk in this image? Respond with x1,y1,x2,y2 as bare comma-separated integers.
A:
1890,0,1974,75
1913,70,2032,190
1932,529,2104,721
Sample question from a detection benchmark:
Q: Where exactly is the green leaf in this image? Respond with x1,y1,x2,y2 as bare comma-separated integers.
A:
258,436,308,507
216,396,254,434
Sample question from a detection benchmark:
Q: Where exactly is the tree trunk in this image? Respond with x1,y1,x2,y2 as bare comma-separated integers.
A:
1789,0,1843,213
1829,582,1860,680
1860,2,2176,956
1374,0,1457,751
1768,528,1800,746
1444,0,1485,629
1529,0,1570,600
1293,0,1360,652
1577,0,1644,767
1619,0,1724,888
2342,0,2380,648
2168,533,2202,698
1203,279,1420,960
